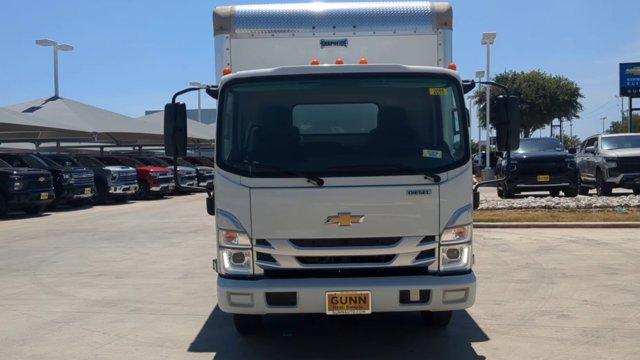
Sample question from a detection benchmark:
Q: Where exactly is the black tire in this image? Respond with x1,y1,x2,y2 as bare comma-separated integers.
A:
113,195,129,203
138,181,150,199
596,170,613,197
497,187,504,198
0,194,8,217
564,187,579,198
421,311,453,328
24,205,45,215
579,185,590,196
232,314,262,335
94,182,108,205
550,190,560,197
68,199,85,208
633,187,640,196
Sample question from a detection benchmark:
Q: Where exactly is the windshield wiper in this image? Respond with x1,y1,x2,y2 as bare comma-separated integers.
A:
246,162,325,186
328,164,441,183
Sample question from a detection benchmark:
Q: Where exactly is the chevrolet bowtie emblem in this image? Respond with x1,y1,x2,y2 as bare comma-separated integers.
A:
325,213,365,226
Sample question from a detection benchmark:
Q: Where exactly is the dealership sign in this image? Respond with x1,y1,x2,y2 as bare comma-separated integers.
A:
620,62,640,97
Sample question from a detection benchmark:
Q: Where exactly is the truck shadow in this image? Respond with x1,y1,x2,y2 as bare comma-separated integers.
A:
189,307,488,359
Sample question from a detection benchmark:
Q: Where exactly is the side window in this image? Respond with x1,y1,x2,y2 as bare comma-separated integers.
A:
583,137,596,152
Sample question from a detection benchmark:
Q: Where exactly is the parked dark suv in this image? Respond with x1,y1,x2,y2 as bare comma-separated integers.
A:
496,138,579,198
0,153,95,208
0,158,55,216
47,154,139,204
576,133,640,196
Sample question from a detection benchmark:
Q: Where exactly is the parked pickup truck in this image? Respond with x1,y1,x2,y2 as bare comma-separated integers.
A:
158,156,214,189
496,138,579,198
133,156,198,189
94,156,175,198
0,158,55,216
576,133,640,196
0,153,95,208
53,154,139,204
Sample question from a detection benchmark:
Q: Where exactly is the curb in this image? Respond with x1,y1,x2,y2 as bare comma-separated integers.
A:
474,222,640,229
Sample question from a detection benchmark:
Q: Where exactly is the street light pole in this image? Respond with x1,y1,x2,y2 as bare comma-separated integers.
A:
481,32,496,181
601,116,607,134
36,39,74,98
475,70,485,148
189,81,206,123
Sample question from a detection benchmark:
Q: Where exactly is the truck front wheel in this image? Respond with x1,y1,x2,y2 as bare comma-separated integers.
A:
421,310,453,328
233,314,262,335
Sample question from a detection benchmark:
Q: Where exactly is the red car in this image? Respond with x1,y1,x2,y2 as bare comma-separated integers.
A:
94,156,175,198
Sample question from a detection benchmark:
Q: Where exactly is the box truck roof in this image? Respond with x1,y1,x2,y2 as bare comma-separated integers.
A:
218,64,461,87
213,2,453,80
214,2,452,35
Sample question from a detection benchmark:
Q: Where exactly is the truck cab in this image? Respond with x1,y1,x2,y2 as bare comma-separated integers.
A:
199,2,480,334
0,158,55,216
0,153,95,208
71,155,140,204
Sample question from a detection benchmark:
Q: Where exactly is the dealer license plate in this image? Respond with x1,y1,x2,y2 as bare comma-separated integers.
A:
84,187,92,195
537,175,550,182
326,291,371,315
40,193,49,200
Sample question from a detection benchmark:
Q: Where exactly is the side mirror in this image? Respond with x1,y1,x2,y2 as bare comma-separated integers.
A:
568,148,577,155
584,146,595,154
495,95,521,152
473,190,480,210
164,102,188,157
206,195,216,216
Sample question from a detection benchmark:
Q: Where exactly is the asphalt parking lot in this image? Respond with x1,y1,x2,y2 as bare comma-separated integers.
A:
1,194,639,359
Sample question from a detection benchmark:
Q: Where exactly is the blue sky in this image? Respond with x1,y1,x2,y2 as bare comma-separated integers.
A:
1,0,639,140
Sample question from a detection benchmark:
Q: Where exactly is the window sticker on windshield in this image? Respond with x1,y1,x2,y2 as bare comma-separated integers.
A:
422,149,443,159
429,88,449,96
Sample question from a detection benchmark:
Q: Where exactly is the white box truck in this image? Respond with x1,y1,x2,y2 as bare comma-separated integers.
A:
163,1,520,335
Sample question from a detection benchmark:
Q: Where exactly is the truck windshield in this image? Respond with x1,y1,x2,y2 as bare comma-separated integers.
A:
217,75,468,177
601,135,640,150
45,155,81,167
514,138,565,153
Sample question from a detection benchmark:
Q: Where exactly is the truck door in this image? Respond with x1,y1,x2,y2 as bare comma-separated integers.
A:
581,137,598,183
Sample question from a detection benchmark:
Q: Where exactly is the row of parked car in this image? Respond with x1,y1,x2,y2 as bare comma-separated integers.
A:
0,152,215,217
493,133,640,198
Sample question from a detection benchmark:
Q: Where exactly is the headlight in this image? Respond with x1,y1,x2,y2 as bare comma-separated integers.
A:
440,224,472,245
218,229,252,248
219,248,253,275
604,157,617,167
566,161,576,169
62,173,71,183
440,243,473,273
13,181,23,191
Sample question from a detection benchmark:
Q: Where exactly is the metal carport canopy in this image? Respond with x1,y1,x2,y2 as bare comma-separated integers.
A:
0,107,92,142
137,111,215,143
5,96,164,145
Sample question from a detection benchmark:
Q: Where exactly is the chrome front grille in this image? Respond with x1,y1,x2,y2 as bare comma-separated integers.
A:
254,236,438,272
115,172,137,185
71,172,94,187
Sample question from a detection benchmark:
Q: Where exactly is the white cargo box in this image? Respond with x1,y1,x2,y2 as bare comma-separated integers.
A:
213,2,453,81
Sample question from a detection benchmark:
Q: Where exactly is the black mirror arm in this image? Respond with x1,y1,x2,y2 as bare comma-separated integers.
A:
169,86,216,199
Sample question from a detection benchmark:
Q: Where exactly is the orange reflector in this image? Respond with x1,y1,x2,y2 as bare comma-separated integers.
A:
359,57,368,64
310,58,320,65
335,57,345,65
222,66,233,75
447,63,458,71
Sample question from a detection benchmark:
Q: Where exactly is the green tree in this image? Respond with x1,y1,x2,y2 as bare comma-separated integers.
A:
607,115,640,133
555,134,582,149
473,70,584,137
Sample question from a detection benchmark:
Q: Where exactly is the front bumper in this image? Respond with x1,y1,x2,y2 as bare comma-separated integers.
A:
59,184,95,200
6,190,55,209
606,172,640,187
109,184,139,195
150,183,175,193
217,272,476,315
